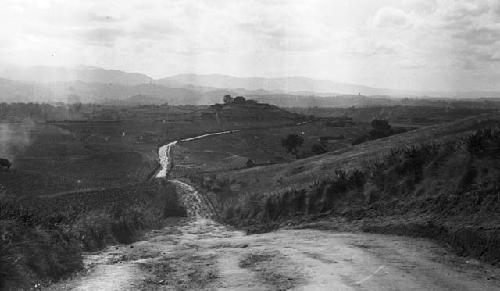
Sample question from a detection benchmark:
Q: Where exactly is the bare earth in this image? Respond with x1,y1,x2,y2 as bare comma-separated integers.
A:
48,181,500,291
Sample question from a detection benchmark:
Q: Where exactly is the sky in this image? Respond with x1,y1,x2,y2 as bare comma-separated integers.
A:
0,0,499,91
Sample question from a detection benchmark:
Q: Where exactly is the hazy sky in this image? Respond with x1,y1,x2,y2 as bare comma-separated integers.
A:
1,0,499,91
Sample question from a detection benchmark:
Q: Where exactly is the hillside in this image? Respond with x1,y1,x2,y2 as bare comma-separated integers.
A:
3,65,500,105
0,65,152,85
159,74,395,96
160,74,500,98
204,113,500,196
0,78,53,103
185,113,500,264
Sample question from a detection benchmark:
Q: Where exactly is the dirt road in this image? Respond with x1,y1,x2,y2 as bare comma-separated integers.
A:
49,180,500,291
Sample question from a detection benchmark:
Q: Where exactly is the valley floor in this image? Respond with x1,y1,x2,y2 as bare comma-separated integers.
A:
48,185,500,291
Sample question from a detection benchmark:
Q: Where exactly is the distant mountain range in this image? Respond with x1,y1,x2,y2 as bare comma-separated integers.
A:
157,73,500,99
0,65,152,85
158,74,385,96
1,65,499,105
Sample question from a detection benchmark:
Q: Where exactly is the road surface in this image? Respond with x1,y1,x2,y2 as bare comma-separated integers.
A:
49,181,500,291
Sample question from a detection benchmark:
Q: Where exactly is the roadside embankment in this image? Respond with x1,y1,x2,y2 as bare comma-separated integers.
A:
0,180,185,290
199,126,500,266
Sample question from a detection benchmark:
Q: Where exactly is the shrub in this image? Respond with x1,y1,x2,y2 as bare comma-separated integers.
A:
311,143,327,155
281,134,304,158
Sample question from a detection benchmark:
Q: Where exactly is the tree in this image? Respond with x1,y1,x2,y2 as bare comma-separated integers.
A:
281,134,304,158
223,95,233,104
234,96,246,104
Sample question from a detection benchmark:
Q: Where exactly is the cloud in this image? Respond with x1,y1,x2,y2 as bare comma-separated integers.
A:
453,26,500,45
403,0,438,14
237,20,327,52
1,0,500,91
76,28,125,46
86,12,122,23
373,7,411,28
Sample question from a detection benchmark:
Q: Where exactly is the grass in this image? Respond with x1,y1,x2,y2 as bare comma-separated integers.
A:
0,180,185,289
172,120,370,177
2,102,303,197
192,113,500,200
205,117,500,265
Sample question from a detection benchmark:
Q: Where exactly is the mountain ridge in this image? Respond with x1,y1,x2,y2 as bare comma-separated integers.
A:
1,65,500,103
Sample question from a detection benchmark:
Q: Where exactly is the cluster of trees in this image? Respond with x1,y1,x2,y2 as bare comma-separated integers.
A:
223,95,248,105
281,134,327,159
352,119,406,145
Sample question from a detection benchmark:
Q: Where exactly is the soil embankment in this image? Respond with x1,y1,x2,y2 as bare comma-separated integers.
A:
50,181,500,290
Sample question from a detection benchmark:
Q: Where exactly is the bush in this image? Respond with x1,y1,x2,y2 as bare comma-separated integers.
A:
466,127,500,158
281,134,304,158
311,143,327,155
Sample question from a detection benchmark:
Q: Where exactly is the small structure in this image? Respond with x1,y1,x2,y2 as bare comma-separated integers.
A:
0,158,11,171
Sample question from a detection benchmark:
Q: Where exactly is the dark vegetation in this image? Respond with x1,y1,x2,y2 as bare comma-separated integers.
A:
219,127,500,265
289,105,498,125
1,99,301,197
0,181,185,289
253,94,500,109
352,119,407,145
281,134,304,158
280,134,330,159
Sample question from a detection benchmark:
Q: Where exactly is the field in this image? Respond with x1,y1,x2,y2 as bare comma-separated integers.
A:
172,120,371,176
289,105,497,126
0,102,302,197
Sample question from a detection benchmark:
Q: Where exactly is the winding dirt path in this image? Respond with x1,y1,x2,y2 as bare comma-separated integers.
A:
47,128,500,290
48,180,500,291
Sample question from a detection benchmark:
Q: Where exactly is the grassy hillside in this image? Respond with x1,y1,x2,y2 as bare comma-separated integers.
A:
187,113,500,264
1,101,302,198
197,113,500,198
172,120,369,176
0,180,185,289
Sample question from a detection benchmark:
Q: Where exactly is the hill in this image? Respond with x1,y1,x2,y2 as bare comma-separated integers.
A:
0,78,53,103
0,65,152,85
204,113,500,196
186,113,500,264
2,65,500,102
159,73,390,96
160,74,500,98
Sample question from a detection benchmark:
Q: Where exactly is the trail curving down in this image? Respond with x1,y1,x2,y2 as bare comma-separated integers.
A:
47,130,500,290
49,208,500,290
